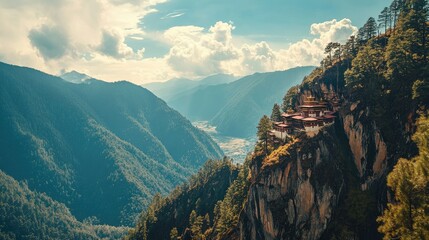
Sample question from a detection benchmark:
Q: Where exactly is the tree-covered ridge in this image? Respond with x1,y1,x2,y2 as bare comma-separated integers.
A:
378,113,429,239
263,0,428,238
275,0,428,149
0,61,223,226
0,169,130,240
126,158,244,240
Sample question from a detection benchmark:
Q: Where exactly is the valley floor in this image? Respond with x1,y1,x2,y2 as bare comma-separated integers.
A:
193,121,256,164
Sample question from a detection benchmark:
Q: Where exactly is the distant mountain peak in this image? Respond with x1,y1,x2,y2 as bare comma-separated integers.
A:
60,70,92,84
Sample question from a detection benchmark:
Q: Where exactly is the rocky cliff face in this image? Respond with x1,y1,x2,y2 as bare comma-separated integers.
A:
341,101,388,190
240,126,347,240
238,107,393,239
235,51,424,238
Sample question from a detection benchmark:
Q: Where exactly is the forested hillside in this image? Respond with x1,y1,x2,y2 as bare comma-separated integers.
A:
127,157,251,240
0,170,129,240
0,62,223,227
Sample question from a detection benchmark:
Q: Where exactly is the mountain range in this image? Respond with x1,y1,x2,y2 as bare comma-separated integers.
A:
143,74,238,101
168,66,315,137
0,62,223,226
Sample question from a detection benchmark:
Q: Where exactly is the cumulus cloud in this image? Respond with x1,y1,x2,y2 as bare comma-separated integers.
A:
98,29,144,59
29,25,69,60
0,0,157,81
163,19,357,78
210,21,234,44
275,18,358,68
164,22,239,77
0,0,358,84
238,41,276,73
311,18,357,44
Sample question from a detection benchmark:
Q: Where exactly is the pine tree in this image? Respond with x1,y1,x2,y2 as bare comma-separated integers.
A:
364,17,378,39
343,36,358,68
324,42,336,65
357,27,366,44
257,115,272,155
390,0,406,27
270,103,282,122
378,113,429,239
378,7,390,33
282,85,299,112
189,210,203,240
332,42,342,62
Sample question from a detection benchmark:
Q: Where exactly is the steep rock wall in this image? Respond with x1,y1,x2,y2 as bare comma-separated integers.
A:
240,127,345,240
340,101,388,189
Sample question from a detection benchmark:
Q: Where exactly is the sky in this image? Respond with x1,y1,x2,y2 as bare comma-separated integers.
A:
0,0,391,84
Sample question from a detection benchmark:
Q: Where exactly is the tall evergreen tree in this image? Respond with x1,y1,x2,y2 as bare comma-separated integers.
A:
390,0,406,27
357,27,366,44
324,42,336,65
270,103,282,122
257,115,272,155
332,42,342,62
378,7,390,33
282,85,299,112
365,17,378,39
189,210,203,240
343,36,358,65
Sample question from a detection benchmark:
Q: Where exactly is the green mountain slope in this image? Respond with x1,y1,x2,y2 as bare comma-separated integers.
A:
126,159,240,240
0,169,130,240
0,62,223,226
168,67,315,137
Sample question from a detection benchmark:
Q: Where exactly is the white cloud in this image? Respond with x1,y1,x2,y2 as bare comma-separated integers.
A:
28,24,69,60
97,29,144,59
163,19,357,78
161,11,185,19
0,0,161,82
164,22,239,77
0,0,357,85
275,18,358,68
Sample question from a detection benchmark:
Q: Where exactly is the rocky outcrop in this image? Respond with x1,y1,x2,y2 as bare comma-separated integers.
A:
240,127,345,240
341,101,388,189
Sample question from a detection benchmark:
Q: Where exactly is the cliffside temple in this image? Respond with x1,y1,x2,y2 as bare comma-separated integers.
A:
271,95,338,140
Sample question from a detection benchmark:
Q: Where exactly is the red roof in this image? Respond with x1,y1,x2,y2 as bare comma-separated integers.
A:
278,124,290,127
281,112,299,118
302,117,318,121
292,116,304,120
299,105,327,108
324,115,336,119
